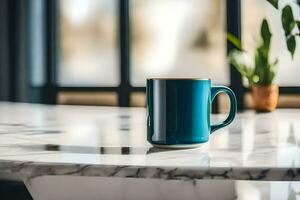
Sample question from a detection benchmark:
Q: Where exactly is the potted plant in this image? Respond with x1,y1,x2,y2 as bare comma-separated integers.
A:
228,19,279,112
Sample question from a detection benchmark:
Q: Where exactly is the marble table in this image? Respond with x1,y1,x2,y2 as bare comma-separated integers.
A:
0,102,299,199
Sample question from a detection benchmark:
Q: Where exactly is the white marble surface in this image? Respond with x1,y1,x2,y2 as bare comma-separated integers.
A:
0,102,299,182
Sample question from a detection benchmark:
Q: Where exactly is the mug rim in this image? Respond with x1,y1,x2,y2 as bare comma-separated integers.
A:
147,78,210,81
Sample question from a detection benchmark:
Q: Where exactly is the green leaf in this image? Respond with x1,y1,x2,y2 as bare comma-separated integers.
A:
261,19,272,49
281,5,295,36
227,32,243,50
271,58,278,67
296,20,300,31
287,35,296,57
266,0,278,8
297,0,300,7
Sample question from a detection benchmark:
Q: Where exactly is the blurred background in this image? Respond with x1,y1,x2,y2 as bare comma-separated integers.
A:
0,0,300,112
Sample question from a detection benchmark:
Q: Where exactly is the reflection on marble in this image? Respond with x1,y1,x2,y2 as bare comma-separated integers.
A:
0,102,299,182
235,181,300,200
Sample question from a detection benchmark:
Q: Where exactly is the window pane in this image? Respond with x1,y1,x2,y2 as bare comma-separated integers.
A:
58,92,118,106
242,0,300,86
29,0,45,86
130,0,228,86
59,0,119,86
130,92,146,107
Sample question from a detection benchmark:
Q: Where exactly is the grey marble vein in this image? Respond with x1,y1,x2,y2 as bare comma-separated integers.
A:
0,161,299,182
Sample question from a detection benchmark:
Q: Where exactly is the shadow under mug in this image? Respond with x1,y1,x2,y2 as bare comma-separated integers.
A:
146,78,237,148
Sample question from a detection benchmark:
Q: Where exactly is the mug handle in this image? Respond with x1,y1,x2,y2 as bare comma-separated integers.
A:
210,86,237,133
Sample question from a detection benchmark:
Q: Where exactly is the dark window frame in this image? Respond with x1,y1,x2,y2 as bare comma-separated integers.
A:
30,0,300,111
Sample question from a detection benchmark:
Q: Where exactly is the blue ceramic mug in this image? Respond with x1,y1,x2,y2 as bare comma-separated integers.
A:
146,78,237,148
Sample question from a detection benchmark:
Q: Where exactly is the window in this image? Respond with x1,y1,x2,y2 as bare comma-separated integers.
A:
59,0,119,86
242,0,300,86
25,0,300,110
131,0,228,86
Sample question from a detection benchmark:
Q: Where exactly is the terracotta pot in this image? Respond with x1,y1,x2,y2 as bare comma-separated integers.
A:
251,84,279,112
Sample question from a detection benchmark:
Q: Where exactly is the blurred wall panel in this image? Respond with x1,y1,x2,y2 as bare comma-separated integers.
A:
0,0,30,102
0,0,9,101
